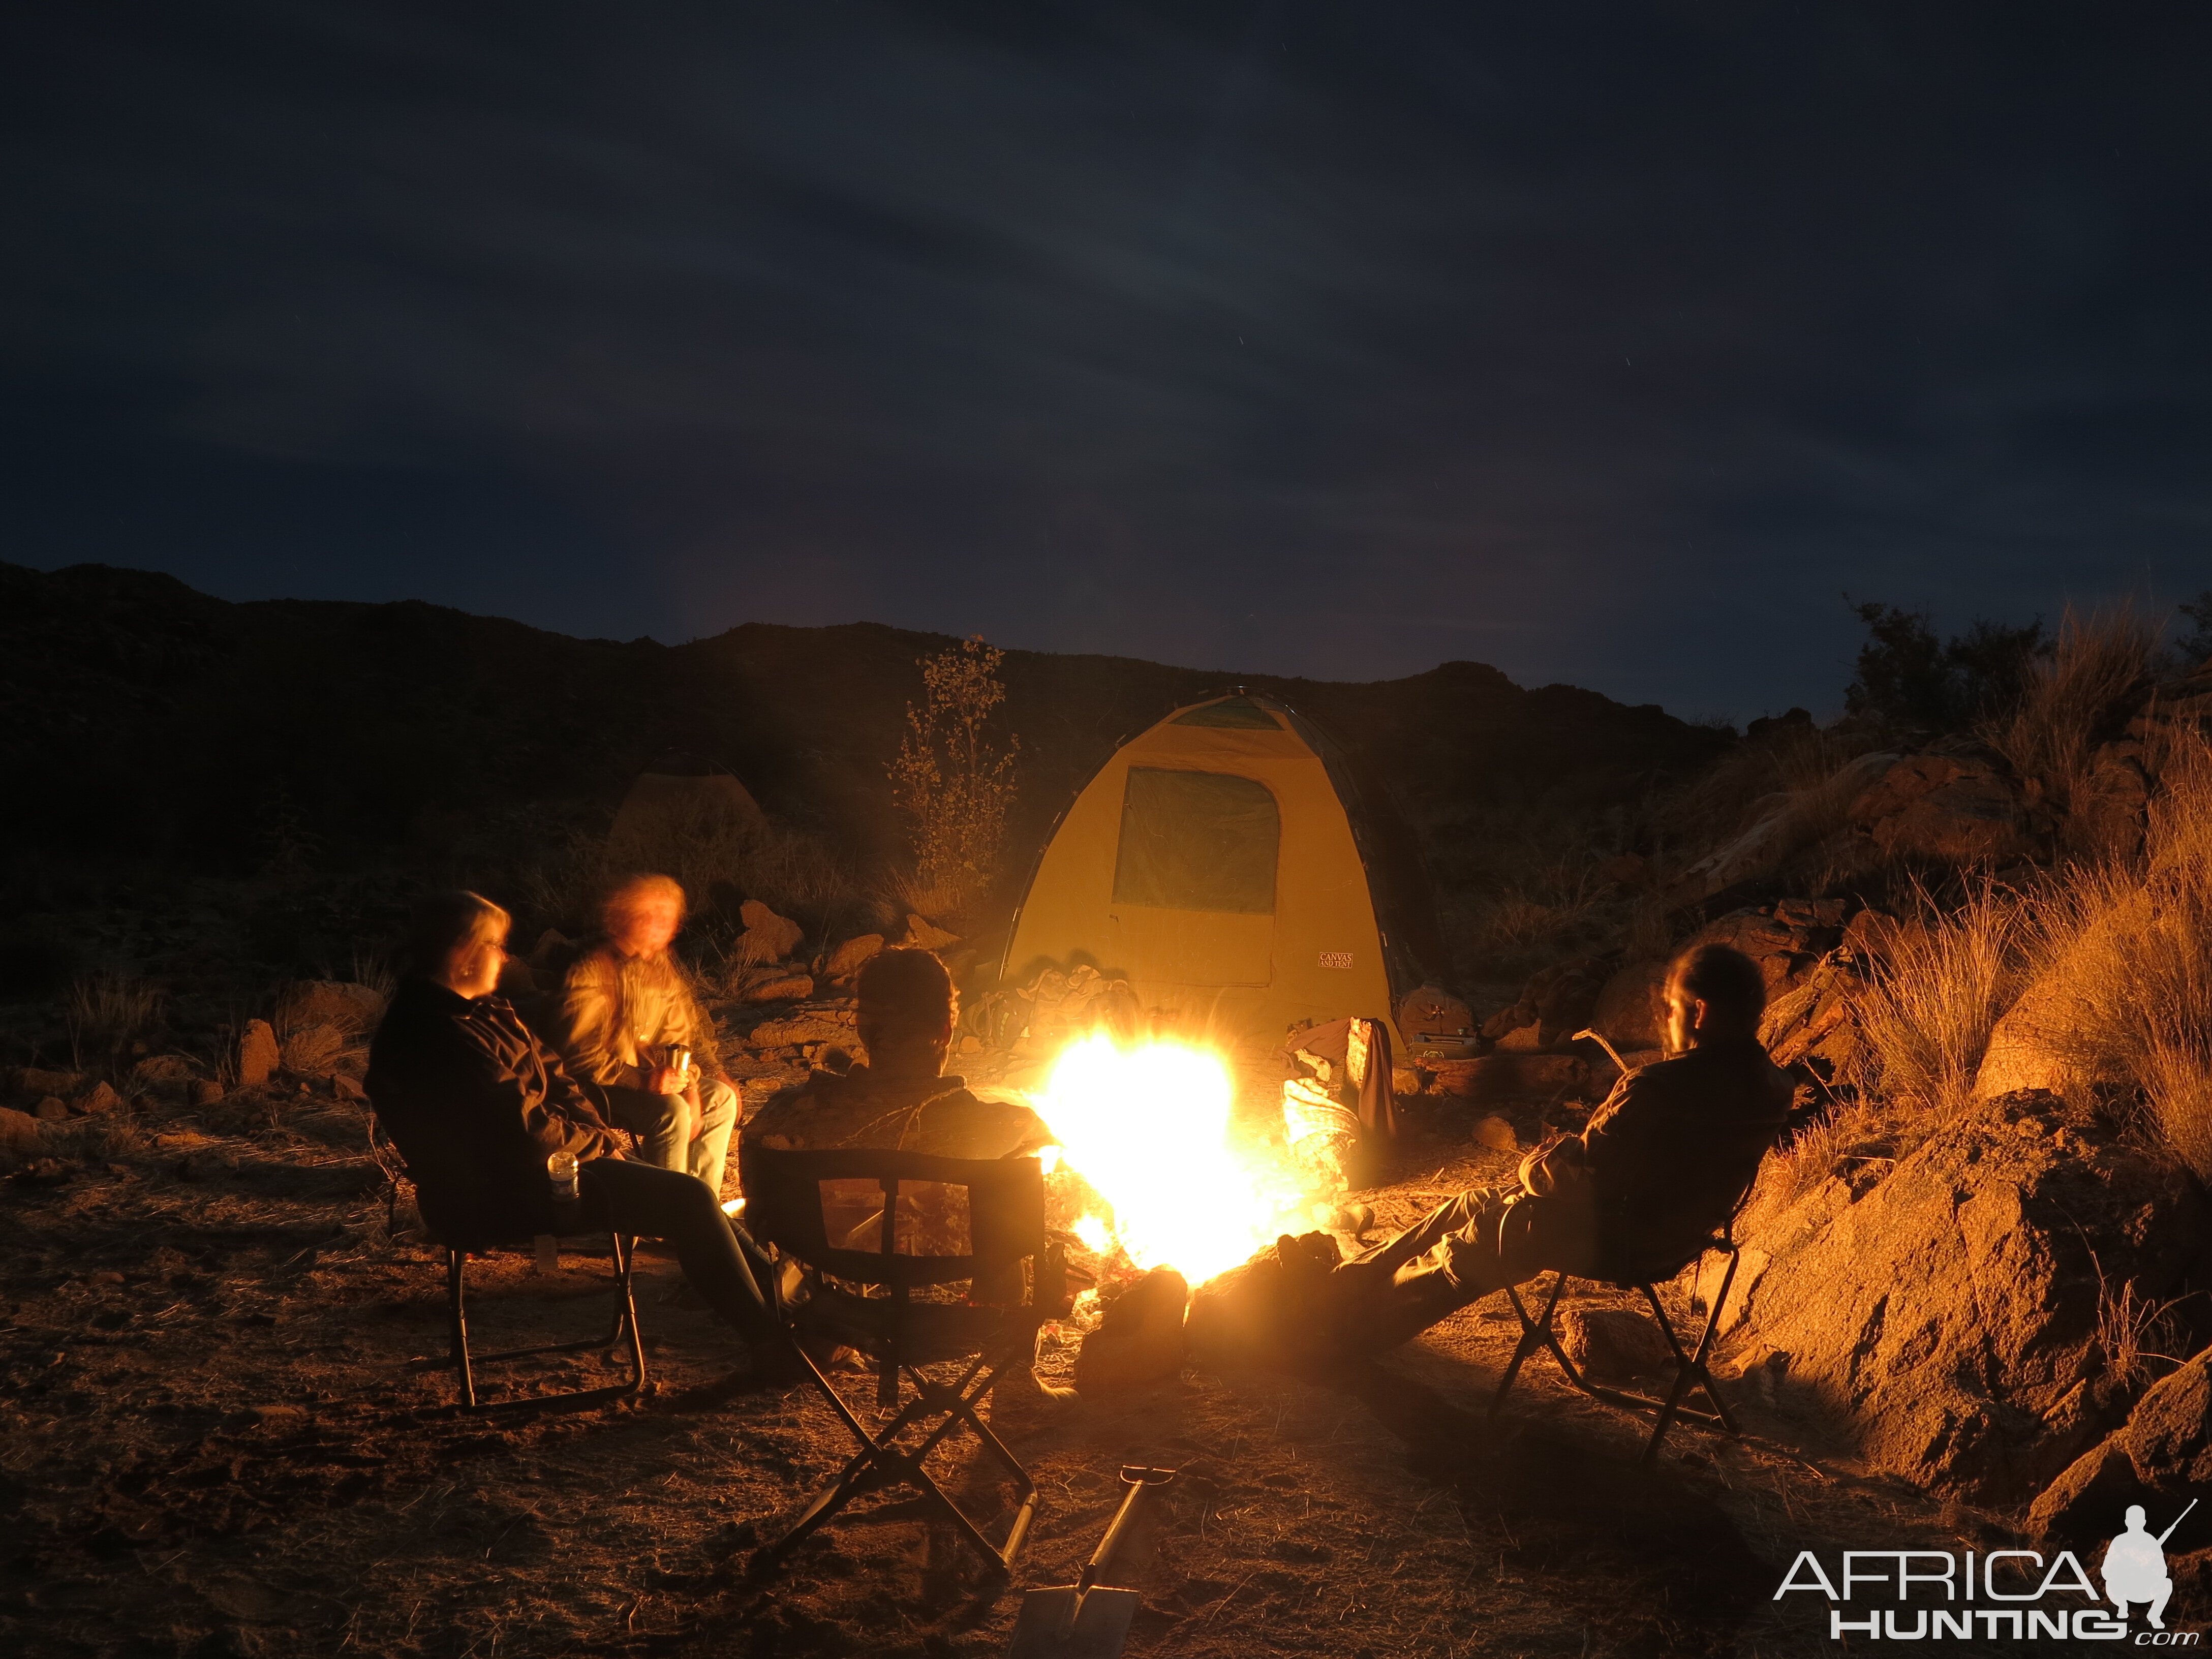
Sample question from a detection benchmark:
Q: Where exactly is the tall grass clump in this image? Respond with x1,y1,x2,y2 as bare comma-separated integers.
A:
1845,881,2035,1139
2014,736,2212,1179
66,974,166,1069
1982,602,2160,857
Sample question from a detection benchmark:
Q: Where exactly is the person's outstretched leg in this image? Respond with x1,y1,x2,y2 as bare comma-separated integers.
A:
578,1157,785,1352
689,1080,738,1198
1326,1186,1515,1358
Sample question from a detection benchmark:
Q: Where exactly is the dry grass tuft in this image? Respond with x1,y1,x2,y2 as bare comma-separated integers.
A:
1844,880,2032,1137
1983,602,2160,856
66,974,166,1068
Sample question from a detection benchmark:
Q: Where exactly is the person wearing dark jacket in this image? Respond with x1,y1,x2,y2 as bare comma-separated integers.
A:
1322,943,1793,1357
367,890,788,1366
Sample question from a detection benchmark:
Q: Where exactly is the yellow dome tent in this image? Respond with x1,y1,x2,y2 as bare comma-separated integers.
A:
1002,693,1418,1057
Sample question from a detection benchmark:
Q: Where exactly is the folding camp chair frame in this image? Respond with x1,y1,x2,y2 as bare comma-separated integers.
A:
746,1147,1069,1577
1487,1231,1742,1466
368,1122,649,1412
442,1231,648,1411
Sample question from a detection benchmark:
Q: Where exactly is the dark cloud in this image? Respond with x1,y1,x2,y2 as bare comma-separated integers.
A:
6,1,2211,716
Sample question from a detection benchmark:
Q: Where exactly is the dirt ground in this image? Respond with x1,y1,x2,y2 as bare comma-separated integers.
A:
0,1080,2053,1659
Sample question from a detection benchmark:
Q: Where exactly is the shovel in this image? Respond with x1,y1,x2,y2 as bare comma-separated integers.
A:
1004,1465,1175,1659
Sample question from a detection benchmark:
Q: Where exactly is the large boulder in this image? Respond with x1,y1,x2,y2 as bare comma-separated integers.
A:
0,1107,41,1154
1481,958,1610,1050
237,1019,281,1087
1973,887,2151,1102
1431,1054,1589,1107
734,901,804,966
1590,960,1669,1052
1848,753,2038,865
1725,1092,2209,1503
1679,753,1899,898
2029,1353,2212,1546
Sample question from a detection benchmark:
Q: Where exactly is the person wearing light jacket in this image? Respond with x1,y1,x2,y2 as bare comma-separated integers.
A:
367,889,789,1373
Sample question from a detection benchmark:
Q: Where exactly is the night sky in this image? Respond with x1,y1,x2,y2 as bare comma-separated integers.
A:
7,3,2210,719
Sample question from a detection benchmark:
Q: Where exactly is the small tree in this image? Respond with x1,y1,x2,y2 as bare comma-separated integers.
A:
887,637,1020,921
1841,599,2048,732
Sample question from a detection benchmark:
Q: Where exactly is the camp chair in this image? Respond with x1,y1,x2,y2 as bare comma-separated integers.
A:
1487,1224,1744,1466
745,1147,1072,1576
381,1138,649,1412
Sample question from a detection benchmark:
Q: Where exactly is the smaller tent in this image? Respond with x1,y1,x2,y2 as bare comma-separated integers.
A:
1003,693,1427,1057
608,751,764,864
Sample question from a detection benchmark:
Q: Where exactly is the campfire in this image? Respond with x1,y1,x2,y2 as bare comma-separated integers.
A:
1031,1032,1313,1286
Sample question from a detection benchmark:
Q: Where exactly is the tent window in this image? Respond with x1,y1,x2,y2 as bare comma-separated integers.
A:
1112,769,1279,914
1172,697,1282,729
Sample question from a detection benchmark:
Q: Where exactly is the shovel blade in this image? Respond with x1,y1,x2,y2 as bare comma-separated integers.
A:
1004,1586,1142,1659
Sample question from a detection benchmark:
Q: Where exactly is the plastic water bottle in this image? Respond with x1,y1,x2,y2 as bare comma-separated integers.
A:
547,1149,579,1203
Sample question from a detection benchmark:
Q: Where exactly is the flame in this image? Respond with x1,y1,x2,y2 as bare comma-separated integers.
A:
1033,1032,1309,1284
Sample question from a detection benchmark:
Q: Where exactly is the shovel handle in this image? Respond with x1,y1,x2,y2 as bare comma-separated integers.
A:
1075,1466,1176,1595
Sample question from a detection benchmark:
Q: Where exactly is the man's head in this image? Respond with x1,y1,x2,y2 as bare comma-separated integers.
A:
406,889,511,998
1664,944,1766,1052
2128,1504,2148,1530
602,874,686,960
855,947,957,1078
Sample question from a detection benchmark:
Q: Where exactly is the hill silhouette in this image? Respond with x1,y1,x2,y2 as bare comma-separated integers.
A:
0,561,1730,916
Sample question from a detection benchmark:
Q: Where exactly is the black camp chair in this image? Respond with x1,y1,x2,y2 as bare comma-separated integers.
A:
745,1147,1072,1576
376,1130,648,1412
1487,1224,1744,1466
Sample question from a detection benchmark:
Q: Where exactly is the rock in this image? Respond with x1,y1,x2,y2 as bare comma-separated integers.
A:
748,1011,857,1049
1685,908,1824,995
1730,1094,2208,1502
1848,754,2037,865
1480,958,1610,1050
276,980,386,1035
903,914,960,952
1472,1115,1519,1153
1560,1308,1674,1379
191,1081,224,1107
1973,887,2149,1101
1432,1055,1589,1106
734,901,804,966
280,1024,347,1077
1597,853,1651,890
332,1073,368,1103
132,1054,198,1086
75,1081,123,1116
2029,1353,2212,1546
1680,754,1897,898
35,1097,68,1120
238,1020,281,1087
1841,907,1911,961
1397,985,1477,1057
1590,960,1669,1052
738,970,814,1004
2070,742,2151,858
822,934,885,985
0,1107,41,1151
13,1067,86,1101
1758,958,1864,1075
1075,1267,1189,1389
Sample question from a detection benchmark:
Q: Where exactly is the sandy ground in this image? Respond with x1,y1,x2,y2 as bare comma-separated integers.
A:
1,1090,2039,1659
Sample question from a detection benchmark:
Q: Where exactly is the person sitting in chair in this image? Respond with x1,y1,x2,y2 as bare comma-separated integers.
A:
367,889,792,1377
547,874,740,1200
741,946,1071,1410
1322,942,1792,1358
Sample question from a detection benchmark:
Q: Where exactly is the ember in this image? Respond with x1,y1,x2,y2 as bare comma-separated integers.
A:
1033,1033,1310,1285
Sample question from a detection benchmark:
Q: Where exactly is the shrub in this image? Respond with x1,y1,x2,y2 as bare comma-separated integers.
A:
1842,601,2047,733
886,638,1021,927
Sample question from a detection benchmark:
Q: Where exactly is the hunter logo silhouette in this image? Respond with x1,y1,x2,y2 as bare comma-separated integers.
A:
2106,1499,2197,1630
